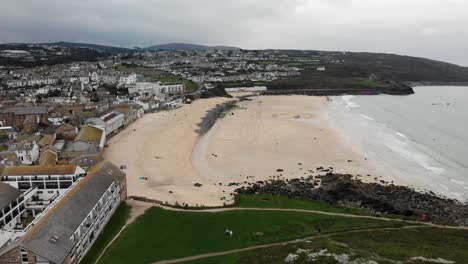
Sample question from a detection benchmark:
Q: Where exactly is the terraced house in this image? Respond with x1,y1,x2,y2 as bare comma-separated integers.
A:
0,161,127,264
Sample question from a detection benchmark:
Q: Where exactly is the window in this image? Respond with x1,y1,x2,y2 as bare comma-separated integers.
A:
45,182,58,189
20,248,28,264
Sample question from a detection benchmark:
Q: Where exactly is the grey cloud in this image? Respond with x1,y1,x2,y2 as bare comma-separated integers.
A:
0,0,467,65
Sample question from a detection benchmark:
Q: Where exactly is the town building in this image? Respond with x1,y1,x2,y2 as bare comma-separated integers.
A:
74,125,106,152
111,103,144,126
8,141,40,165
1,164,86,195
0,161,127,264
0,182,24,231
127,81,184,98
0,107,47,129
86,111,124,136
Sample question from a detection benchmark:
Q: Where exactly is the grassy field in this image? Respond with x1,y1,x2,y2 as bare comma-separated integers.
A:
181,227,468,264
80,202,131,264
353,78,385,88
235,194,420,221
97,206,409,264
87,195,464,264
236,194,369,215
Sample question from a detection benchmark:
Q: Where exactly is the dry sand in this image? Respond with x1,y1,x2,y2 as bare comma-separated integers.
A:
105,95,394,207
193,96,393,187
105,97,231,207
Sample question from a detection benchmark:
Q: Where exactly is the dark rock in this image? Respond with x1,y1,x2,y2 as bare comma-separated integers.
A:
235,173,468,226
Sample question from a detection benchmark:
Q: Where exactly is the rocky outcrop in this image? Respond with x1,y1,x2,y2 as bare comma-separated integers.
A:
236,174,468,226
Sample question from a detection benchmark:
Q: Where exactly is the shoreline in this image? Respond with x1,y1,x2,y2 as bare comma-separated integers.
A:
192,96,400,189
105,95,432,207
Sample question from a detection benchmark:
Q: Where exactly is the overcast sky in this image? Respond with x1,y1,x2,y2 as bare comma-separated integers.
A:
1,0,467,65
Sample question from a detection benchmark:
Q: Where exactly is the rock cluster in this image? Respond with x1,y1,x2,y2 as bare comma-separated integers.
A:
236,173,468,226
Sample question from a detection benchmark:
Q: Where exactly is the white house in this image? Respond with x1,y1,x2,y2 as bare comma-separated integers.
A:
8,141,40,165
90,72,99,82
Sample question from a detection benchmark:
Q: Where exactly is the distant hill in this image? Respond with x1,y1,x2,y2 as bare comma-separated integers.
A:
41,42,132,54
144,43,240,51
1,41,132,54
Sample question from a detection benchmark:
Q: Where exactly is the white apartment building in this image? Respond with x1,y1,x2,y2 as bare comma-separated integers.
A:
128,81,184,98
6,78,58,88
1,164,86,197
119,73,137,85
0,161,127,264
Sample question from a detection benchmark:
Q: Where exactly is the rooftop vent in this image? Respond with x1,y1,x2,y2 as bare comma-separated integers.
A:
48,234,60,244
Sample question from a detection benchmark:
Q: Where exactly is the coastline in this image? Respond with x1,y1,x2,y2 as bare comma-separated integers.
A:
325,90,468,201
106,94,407,207
192,95,397,188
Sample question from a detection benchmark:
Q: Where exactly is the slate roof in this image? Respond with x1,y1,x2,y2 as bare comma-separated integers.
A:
21,161,125,264
38,151,58,166
38,134,56,148
1,106,47,116
0,181,22,210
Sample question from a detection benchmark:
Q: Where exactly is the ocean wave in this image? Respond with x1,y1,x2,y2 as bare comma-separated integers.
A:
451,179,468,190
342,95,360,110
395,132,409,139
384,136,445,175
360,114,375,121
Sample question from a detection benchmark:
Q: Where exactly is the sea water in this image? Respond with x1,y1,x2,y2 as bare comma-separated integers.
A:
326,86,468,201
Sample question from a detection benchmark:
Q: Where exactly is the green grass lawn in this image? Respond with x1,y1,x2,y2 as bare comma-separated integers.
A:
235,194,420,221
236,194,370,215
332,227,468,262
181,227,468,264
97,207,408,264
80,202,131,264
354,78,385,88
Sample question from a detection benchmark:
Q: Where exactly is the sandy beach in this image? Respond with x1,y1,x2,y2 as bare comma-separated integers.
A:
105,95,395,207
105,97,231,206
